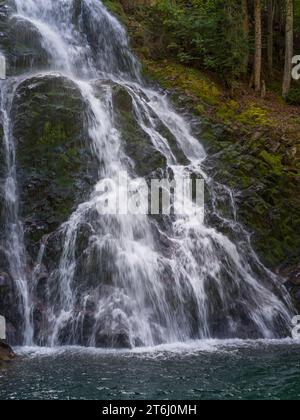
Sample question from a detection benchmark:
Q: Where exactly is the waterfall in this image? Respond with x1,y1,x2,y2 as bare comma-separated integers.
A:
0,79,34,344
0,0,294,347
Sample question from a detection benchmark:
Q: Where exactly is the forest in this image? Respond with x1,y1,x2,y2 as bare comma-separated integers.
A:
106,0,300,102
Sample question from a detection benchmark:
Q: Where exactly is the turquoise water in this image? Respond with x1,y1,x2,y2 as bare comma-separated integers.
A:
0,340,300,400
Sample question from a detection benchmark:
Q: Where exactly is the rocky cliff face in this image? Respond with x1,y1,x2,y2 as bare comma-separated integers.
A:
0,0,296,346
102,0,300,313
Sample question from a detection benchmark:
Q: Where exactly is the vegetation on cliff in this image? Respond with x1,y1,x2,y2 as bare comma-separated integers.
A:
104,1,300,97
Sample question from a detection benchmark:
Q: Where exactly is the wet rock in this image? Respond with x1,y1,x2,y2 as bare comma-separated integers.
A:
0,126,19,341
110,83,167,176
93,307,133,349
95,332,132,349
12,74,99,260
295,289,300,302
0,3,49,75
282,262,300,286
0,340,15,364
207,134,300,270
0,272,23,344
0,242,8,270
0,72,103,343
79,2,137,76
73,0,83,23
0,271,10,287
0,122,5,237
282,263,300,313
108,82,189,176
0,121,4,175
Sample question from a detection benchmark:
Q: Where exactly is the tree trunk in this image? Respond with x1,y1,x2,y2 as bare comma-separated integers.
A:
267,0,274,75
282,0,294,98
254,0,262,92
242,0,249,73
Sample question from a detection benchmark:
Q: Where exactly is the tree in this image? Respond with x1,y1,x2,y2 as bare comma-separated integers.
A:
242,0,249,73
254,0,262,92
267,0,274,75
126,0,299,101
282,0,294,98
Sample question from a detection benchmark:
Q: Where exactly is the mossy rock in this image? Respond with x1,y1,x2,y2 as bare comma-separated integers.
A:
207,136,300,268
11,75,99,258
102,82,188,176
0,3,49,76
108,82,167,176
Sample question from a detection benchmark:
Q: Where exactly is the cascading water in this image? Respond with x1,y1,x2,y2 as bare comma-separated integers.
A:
0,0,294,347
0,80,33,345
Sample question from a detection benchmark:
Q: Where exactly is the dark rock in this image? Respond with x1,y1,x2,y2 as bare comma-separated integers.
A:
282,263,300,313
0,340,15,363
93,81,188,176
0,3,49,76
0,122,5,237
12,74,99,261
79,2,137,77
282,262,300,286
95,332,132,349
206,134,300,270
0,272,23,345
0,271,10,287
110,82,167,176
295,289,300,302
0,244,8,271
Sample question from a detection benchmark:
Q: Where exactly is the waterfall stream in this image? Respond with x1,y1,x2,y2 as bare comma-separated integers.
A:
0,0,294,347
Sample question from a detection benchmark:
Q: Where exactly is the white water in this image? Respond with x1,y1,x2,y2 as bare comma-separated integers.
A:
16,338,300,360
0,0,294,347
0,79,34,344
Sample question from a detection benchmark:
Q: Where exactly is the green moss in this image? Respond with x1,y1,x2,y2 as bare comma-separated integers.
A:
102,0,126,19
259,151,283,176
209,136,300,268
236,104,273,127
11,75,99,257
216,102,239,124
195,104,205,115
143,59,278,136
145,60,221,107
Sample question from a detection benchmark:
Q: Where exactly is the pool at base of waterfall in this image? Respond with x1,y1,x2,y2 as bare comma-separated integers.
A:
0,340,300,400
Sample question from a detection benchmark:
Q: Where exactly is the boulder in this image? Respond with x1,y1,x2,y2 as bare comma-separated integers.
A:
0,339,15,364
12,74,99,261
0,272,23,345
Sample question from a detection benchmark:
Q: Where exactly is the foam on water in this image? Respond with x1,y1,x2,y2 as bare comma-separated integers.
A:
15,338,300,362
